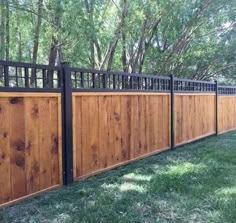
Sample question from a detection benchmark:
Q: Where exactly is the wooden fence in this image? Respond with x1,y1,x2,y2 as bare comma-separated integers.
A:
175,93,216,146
1,60,236,208
72,93,170,180
0,93,62,207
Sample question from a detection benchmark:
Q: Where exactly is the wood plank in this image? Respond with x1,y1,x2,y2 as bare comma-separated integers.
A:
0,98,11,204
38,98,52,190
107,96,114,167
81,96,90,175
149,96,156,152
112,96,122,163
138,95,147,155
157,95,163,149
120,96,131,161
9,97,27,199
57,96,63,185
145,96,150,153
130,96,139,158
25,97,40,194
50,97,60,185
162,95,169,148
89,96,99,171
73,96,82,177
98,96,109,168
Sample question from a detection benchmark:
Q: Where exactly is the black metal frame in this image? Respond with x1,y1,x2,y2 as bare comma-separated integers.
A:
215,81,219,135
1,59,236,186
0,60,61,92
170,75,175,149
71,67,171,92
61,62,73,185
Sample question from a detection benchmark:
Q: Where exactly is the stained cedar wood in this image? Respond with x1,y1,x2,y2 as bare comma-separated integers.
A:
25,98,40,194
89,96,99,172
39,98,52,189
130,96,139,159
175,95,216,145
57,97,63,185
0,95,62,207
73,94,171,180
219,96,236,133
10,97,27,199
162,95,170,148
107,96,114,167
148,96,155,152
81,96,90,175
0,98,11,204
50,97,60,185
112,96,122,164
121,96,131,161
98,96,109,168
145,96,150,153
139,96,147,155
74,96,82,177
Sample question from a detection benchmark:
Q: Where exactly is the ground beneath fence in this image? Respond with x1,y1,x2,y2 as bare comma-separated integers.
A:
1,131,236,223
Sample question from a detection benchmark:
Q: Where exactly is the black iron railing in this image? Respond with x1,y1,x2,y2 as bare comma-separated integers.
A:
0,60,61,92
174,78,216,93
70,68,170,92
218,86,236,95
1,60,236,94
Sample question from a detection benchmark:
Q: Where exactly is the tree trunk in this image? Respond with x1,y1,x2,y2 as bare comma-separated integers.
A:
0,0,5,59
32,0,43,64
5,0,9,60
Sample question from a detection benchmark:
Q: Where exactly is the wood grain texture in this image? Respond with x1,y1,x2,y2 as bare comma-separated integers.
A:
0,94,62,207
73,94,171,179
218,96,236,134
175,94,216,146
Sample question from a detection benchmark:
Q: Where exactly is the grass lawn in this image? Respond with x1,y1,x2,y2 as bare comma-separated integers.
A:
1,132,236,223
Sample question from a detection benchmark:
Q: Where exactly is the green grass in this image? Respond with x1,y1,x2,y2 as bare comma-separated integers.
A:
1,132,236,223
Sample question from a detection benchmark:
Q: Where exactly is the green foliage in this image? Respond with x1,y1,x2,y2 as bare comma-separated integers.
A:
0,0,235,81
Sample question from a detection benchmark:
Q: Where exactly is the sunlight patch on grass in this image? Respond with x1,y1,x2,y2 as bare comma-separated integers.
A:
52,213,71,223
122,173,152,182
166,162,206,176
216,187,236,196
119,182,146,193
101,183,118,190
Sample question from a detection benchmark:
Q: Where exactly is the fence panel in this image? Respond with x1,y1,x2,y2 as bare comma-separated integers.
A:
72,93,170,180
218,96,236,134
0,93,62,207
175,94,216,146
2,59,236,208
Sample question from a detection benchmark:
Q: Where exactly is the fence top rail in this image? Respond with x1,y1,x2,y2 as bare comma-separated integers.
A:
0,60,61,71
70,67,171,80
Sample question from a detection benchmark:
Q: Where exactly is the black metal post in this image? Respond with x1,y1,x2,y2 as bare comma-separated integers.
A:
61,62,73,185
170,74,175,150
4,65,9,87
215,80,218,135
